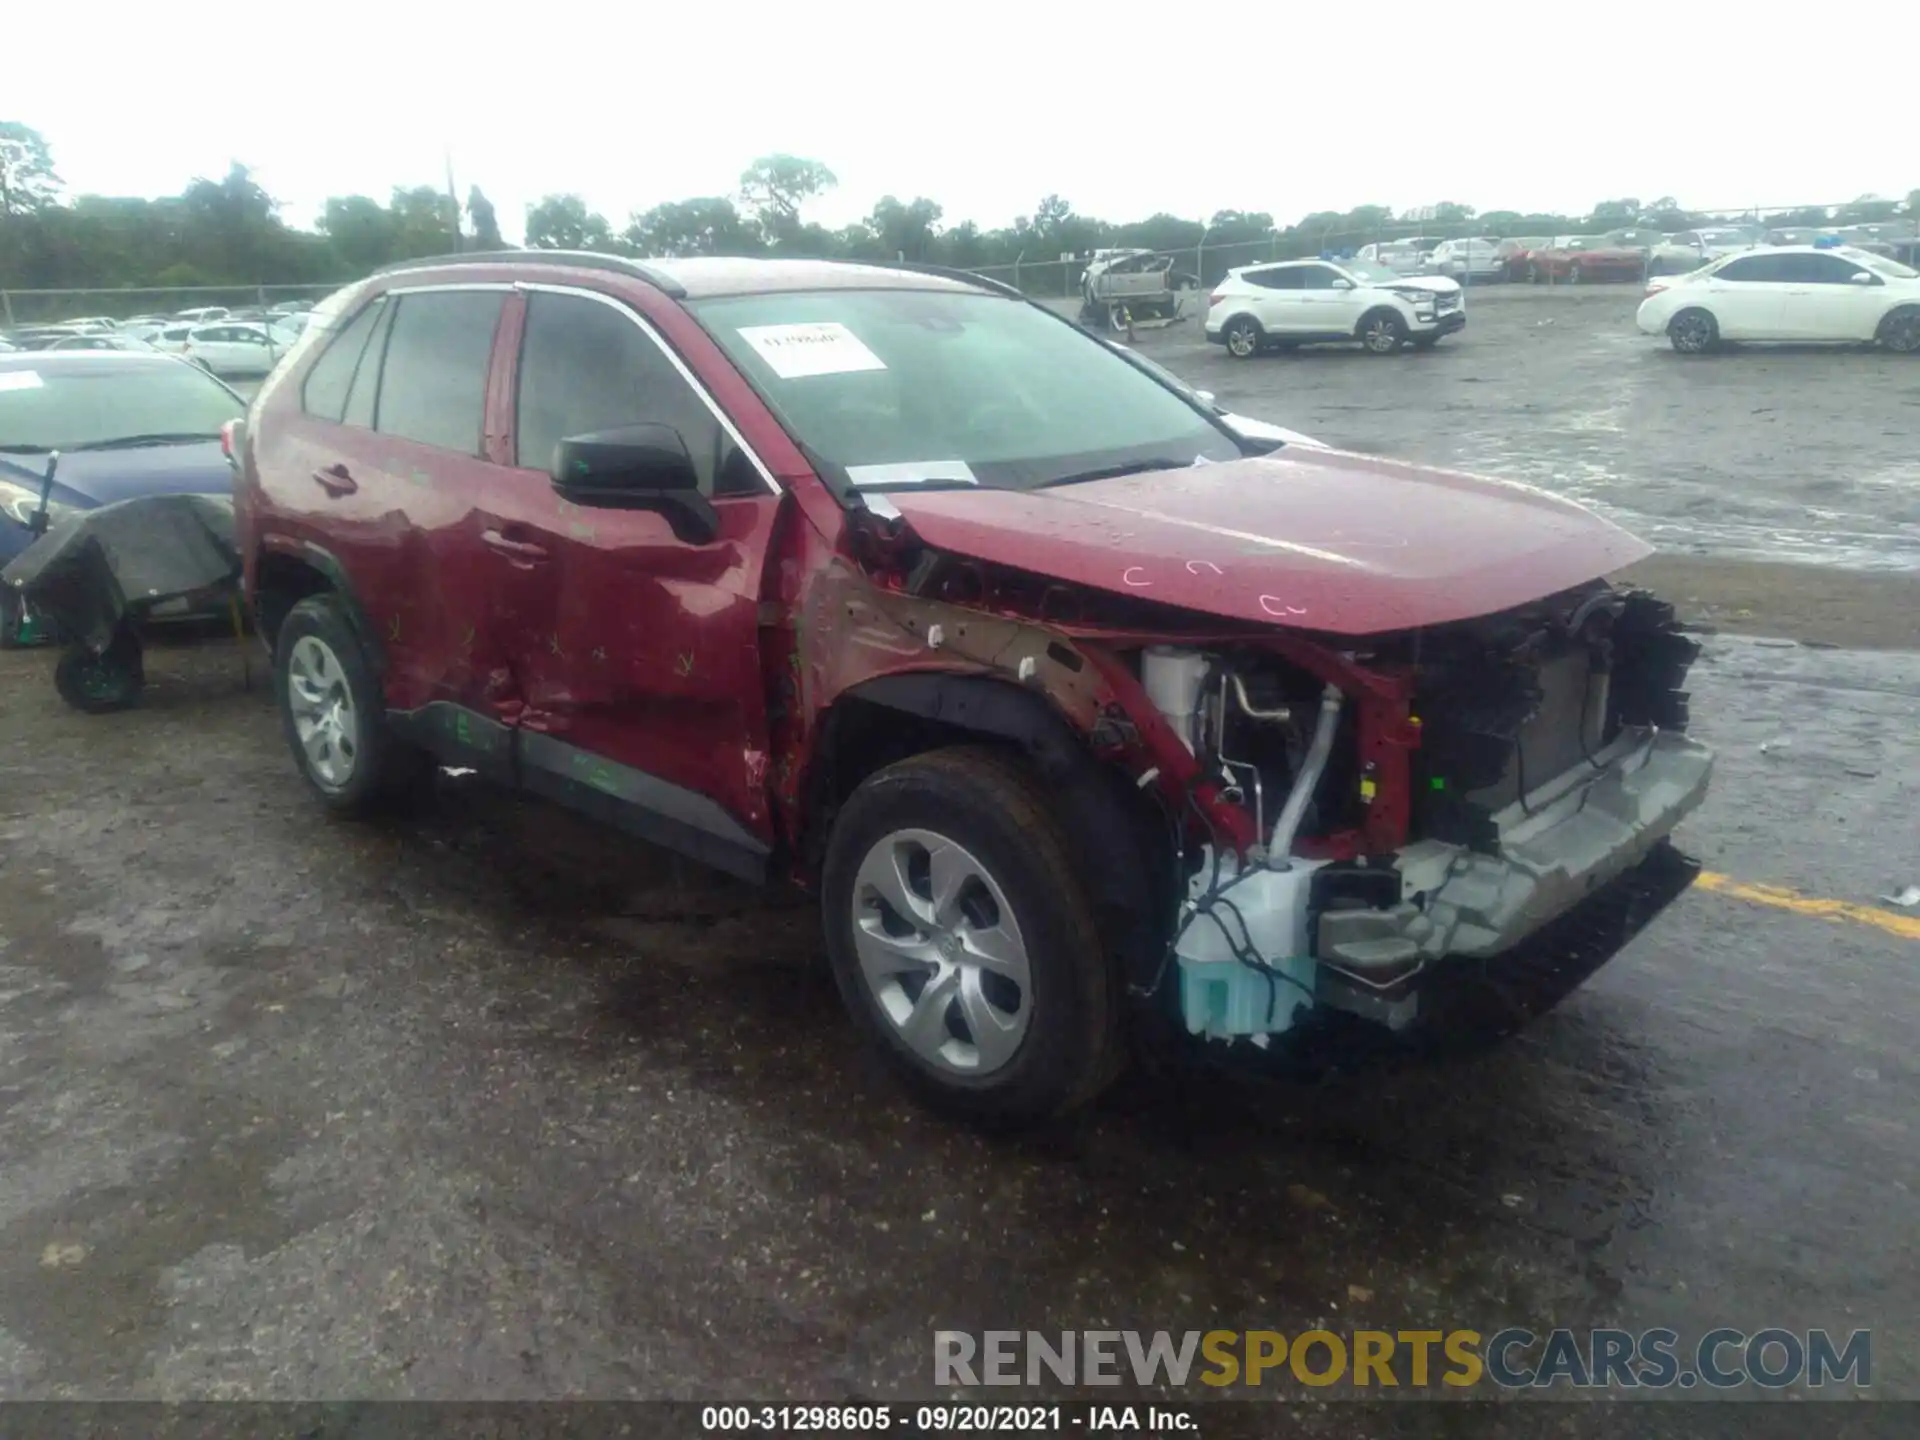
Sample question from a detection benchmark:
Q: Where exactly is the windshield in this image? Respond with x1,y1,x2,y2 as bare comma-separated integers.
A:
0,361,242,451
691,289,1242,493
1858,252,1919,279
1341,260,1400,284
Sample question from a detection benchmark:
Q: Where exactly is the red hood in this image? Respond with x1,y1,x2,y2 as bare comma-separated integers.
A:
882,450,1651,635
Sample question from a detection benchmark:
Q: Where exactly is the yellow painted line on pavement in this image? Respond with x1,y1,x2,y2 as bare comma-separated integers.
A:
1697,871,1920,942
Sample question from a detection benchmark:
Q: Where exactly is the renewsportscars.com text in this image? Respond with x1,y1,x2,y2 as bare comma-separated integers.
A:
934,1327,1871,1391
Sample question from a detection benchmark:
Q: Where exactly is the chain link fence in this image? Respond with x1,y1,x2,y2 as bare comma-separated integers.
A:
5,204,1912,322
0,282,342,329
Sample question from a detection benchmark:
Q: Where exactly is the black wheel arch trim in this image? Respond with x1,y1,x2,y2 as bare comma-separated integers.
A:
820,672,1176,998
255,540,389,676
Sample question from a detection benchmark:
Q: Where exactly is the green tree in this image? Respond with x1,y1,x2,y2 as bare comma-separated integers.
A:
389,185,459,258
626,196,760,257
1588,198,1642,226
0,121,60,215
738,154,837,241
524,192,615,251
866,195,943,259
1836,194,1899,224
320,195,401,273
466,186,504,250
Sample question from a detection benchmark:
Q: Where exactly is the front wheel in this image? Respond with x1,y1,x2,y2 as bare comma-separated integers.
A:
1878,306,1920,354
1668,308,1720,355
1359,309,1408,354
1222,315,1262,359
820,747,1124,1124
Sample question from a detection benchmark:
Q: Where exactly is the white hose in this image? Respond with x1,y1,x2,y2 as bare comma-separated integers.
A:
1269,684,1343,859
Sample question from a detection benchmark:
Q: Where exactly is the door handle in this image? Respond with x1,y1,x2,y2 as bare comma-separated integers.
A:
481,529,549,565
311,464,356,496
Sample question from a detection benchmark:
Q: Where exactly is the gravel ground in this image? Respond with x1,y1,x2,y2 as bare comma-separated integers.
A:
1111,286,1920,574
1,629,1916,1414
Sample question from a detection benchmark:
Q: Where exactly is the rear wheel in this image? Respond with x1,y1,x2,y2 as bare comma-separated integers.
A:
1668,308,1720,355
1878,306,1920,354
821,746,1124,1124
1223,315,1262,359
1359,309,1408,354
275,594,427,815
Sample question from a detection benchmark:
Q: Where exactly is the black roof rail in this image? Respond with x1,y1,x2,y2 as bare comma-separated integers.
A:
869,260,1029,301
372,249,688,298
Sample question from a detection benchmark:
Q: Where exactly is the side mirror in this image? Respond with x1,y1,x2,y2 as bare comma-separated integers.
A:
1194,388,1217,406
551,423,718,545
1331,278,1355,291
1849,272,1878,285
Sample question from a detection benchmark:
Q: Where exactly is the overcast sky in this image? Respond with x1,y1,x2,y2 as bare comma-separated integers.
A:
8,3,1913,240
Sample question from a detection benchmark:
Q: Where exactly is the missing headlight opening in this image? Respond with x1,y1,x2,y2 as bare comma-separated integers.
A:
1140,582,1713,1048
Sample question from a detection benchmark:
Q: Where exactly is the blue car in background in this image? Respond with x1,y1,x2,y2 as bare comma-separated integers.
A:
2,352,244,646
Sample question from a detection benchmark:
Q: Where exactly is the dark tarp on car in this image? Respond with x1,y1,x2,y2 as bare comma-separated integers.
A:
1,493,238,652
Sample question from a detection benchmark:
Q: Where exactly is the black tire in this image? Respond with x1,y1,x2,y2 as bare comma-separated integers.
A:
1567,262,1584,285
1877,306,1920,354
820,746,1125,1124
274,593,427,815
0,586,23,650
54,630,144,713
1528,263,1543,284
1358,308,1408,354
1668,307,1720,355
1222,315,1263,359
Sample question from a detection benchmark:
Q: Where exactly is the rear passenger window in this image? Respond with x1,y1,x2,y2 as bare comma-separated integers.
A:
374,290,504,454
1715,256,1782,283
1245,268,1302,291
514,291,759,498
301,300,386,421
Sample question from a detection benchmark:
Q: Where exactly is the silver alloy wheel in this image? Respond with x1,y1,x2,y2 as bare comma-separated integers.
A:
286,635,360,790
1567,263,1583,285
1226,321,1258,358
1363,316,1400,353
1884,310,1920,354
1670,312,1715,354
849,827,1032,1076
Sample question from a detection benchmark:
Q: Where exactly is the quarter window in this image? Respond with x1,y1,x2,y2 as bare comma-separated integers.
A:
374,290,504,454
301,299,387,421
513,291,756,497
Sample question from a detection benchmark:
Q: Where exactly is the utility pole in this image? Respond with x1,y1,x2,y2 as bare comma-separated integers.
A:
444,148,463,252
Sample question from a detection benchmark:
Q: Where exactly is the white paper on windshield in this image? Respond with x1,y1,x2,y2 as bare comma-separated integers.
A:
845,461,977,489
0,371,45,392
738,322,886,380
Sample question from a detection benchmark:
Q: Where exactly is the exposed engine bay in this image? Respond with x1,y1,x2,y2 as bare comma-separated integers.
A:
1137,582,1714,1046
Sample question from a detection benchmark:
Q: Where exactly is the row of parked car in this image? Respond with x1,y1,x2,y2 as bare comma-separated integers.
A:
0,301,318,378
1202,241,1920,356
1359,223,1920,284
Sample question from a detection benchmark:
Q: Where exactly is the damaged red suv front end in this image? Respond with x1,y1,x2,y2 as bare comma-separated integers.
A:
241,253,1711,1123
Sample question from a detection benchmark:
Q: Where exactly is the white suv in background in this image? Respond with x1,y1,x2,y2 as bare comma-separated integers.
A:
1206,259,1466,356
1425,238,1504,281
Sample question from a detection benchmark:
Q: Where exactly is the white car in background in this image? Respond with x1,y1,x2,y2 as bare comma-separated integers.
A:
1354,237,1442,276
1206,258,1465,356
1650,227,1761,274
1637,245,1920,353
1424,238,1505,281
149,321,289,377
173,305,231,324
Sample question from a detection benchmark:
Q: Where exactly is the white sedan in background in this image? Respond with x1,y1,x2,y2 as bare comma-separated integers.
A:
1637,245,1920,353
1424,238,1505,281
148,321,290,377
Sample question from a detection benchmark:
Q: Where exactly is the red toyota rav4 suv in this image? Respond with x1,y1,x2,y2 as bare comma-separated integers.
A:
235,252,1712,1121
